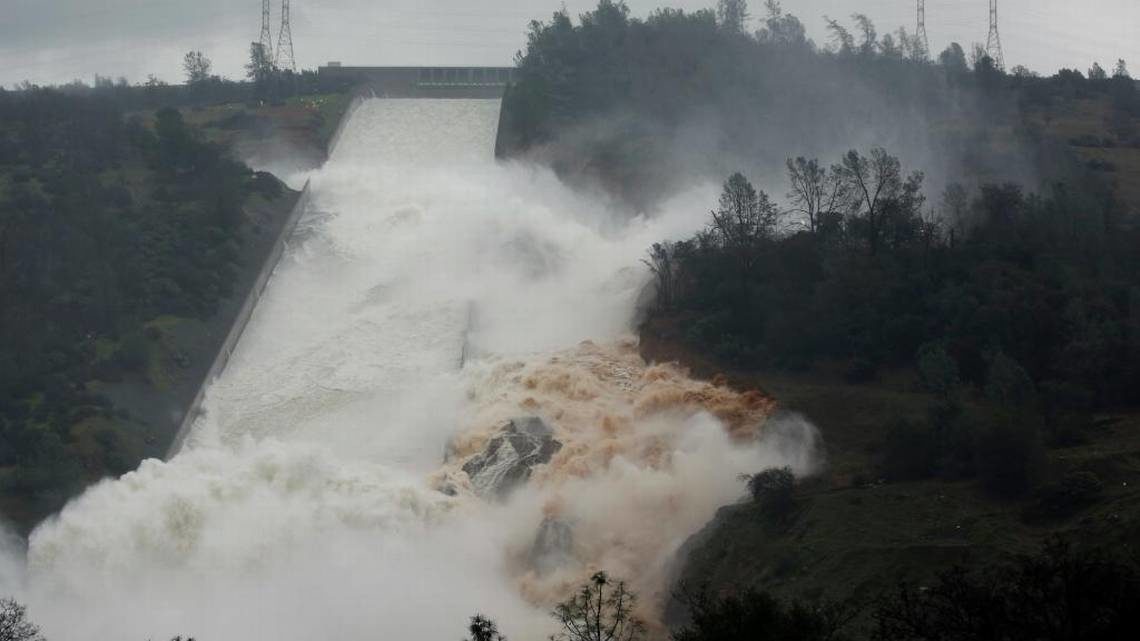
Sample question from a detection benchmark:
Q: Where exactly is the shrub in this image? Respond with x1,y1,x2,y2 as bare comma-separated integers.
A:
675,587,854,641
743,467,796,515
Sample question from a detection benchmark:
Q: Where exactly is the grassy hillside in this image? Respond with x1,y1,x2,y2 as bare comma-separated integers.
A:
645,323,1140,621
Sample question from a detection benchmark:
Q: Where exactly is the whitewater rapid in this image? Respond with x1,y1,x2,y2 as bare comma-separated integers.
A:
9,99,819,640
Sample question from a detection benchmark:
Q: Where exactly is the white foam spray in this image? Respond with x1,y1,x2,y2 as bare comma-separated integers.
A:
12,99,819,640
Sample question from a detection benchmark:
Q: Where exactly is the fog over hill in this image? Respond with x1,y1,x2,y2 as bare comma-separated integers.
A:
2,0,1138,87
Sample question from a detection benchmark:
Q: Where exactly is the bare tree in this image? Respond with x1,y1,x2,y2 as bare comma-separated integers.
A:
785,157,850,234
941,182,969,244
552,572,645,641
709,172,779,279
823,17,854,55
1113,59,1131,79
182,51,212,84
0,599,43,641
852,14,877,56
643,242,681,310
1089,62,1108,81
838,148,903,255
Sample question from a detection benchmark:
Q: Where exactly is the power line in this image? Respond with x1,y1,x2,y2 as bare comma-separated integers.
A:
276,0,296,72
986,0,1005,70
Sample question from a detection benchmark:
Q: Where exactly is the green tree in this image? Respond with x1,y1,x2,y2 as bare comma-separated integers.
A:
465,615,506,641
756,1,807,48
182,50,212,84
716,0,749,34
742,467,796,515
0,599,43,641
938,43,968,72
246,42,276,84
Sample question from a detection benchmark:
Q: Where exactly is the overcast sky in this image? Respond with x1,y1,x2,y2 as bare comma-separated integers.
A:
1,0,1137,87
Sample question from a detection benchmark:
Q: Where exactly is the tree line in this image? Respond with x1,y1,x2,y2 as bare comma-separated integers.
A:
645,141,1137,496
498,1,1138,211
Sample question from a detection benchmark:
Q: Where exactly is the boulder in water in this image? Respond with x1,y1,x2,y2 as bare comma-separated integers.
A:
529,517,574,575
462,417,561,499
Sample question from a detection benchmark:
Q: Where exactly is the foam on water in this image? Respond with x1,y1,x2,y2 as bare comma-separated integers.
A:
13,99,819,640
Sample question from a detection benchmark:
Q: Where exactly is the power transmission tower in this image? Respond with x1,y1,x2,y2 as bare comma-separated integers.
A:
916,1,929,58
986,0,1005,70
276,0,296,72
259,0,274,64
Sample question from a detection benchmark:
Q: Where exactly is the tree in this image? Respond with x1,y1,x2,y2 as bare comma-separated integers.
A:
1113,59,1130,79
838,147,904,255
711,173,778,245
465,615,506,641
644,241,682,310
1089,62,1108,81
552,572,645,641
938,43,969,72
742,467,796,515
1010,65,1037,78
824,17,854,55
878,33,901,60
182,51,212,84
916,343,960,402
852,14,877,56
246,42,276,83
786,157,850,234
709,173,778,277
716,0,749,34
0,599,43,641
941,182,969,243
756,1,807,48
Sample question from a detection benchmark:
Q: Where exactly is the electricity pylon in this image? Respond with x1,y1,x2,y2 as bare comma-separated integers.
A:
916,1,929,58
259,0,274,64
276,0,296,72
986,0,1006,70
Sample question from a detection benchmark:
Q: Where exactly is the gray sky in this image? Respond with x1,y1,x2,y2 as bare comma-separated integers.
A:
1,1,1137,87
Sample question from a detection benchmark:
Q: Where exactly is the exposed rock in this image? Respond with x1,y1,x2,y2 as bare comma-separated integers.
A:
462,417,562,499
529,517,574,575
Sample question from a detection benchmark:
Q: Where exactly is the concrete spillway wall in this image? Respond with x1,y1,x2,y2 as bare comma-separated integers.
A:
166,182,312,457
166,95,377,458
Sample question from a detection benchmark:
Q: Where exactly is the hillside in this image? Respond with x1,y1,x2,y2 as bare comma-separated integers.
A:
641,325,1140,627
0,87,348,531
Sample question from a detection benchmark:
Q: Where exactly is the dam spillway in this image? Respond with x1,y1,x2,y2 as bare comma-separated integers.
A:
15,97,818,641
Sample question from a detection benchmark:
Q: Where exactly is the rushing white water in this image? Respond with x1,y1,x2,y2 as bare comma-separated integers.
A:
12,99,820,640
